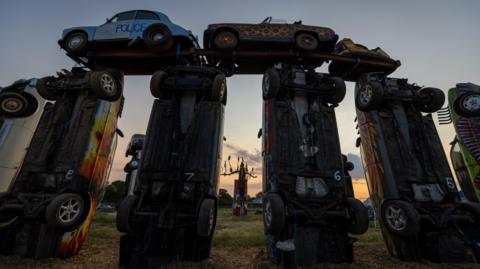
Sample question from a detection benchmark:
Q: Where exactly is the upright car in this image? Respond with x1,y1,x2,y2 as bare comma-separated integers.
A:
116,65,226,267
0,79,45,195
0,70,123,258
355,73,480,262
261,63,368,266
446,83,480,202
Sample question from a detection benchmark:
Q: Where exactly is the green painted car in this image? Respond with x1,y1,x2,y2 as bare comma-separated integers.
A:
448,83,480,202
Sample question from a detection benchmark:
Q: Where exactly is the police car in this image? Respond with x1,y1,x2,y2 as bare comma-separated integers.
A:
59,10,198,58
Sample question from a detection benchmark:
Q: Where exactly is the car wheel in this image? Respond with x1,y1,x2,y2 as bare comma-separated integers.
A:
211,74,227,102
150,70,168,98
295,32,318,51
454,92,480,117
0,92,28,117
45,193,85,229
262,68,280,100
416,87,445,113
345,197,369,235
90,70,123,101
18,92,39,117
143,24,173,51
36,76,59,101
197,198,216,237
64,32,88,53
327,76,346,104
381,200,420,237
213,30,238,51
355,81,384,111
116,195,138,233
263,193,285,235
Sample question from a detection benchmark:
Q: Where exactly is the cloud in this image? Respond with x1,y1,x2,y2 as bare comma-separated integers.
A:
223,143,263,173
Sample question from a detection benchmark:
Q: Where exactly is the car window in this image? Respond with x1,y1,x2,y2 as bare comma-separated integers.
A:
136,11,159,20
111,11,136,22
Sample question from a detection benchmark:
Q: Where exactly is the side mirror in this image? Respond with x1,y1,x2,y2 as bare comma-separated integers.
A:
257,128,262,138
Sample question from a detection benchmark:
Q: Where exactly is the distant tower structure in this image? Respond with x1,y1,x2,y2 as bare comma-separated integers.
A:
222,156,256,216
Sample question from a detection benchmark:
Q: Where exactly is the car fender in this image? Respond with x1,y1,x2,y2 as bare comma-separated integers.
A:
61,27,96,41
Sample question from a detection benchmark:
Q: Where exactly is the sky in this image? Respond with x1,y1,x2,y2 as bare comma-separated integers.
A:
0,0,479,201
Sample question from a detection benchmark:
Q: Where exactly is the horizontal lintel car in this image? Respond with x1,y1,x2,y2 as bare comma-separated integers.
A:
59,10,199,63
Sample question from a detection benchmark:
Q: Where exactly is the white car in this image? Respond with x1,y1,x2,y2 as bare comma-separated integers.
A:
0,79,45,193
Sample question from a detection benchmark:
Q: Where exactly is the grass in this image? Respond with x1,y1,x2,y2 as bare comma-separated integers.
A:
212,208,265,247
87,209,384,247
86,212,120,245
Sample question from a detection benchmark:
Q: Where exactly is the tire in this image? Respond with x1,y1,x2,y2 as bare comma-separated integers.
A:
210,74,226,102
345,197,369,235
18,92,39,117
263,193,285,235
143,24,173,51
262,68,280,100
63,32,88,53
116,195,137,233
197,198,216,237
328,76,346,104
150,70,168,98
416,87,445,113
0,92,28,117
381,200,420,237
45,193,85,229
454,93,480,117
213,30,238,51
355,81,384,111
36,76,58,101
295,32,318,51
90,70,123,101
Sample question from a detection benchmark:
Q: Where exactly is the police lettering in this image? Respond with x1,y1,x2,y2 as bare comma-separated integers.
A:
115,23,146,33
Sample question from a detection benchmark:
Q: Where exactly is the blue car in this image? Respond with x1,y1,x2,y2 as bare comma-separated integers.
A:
59,10,199,58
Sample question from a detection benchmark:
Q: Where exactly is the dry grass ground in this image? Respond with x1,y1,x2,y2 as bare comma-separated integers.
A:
1,209,480,269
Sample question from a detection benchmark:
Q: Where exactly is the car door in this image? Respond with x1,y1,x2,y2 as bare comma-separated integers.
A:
93,11,137,41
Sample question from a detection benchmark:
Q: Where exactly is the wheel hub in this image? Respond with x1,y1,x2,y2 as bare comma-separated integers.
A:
385,205,406,231
152,32,164,42
264,201,272,226
57,198,81,224
217,33,235,46
1,98,23,113
68,36,84,49
100,74,116,95
359,85,373,105
463,94,480,112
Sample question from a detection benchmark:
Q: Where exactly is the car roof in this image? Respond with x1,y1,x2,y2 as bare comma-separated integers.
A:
114,10,168,18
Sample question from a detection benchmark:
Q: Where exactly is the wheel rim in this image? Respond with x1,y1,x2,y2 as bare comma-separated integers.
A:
151,31,164,42
462,94,480,112
215,32,236,48
359,84,373,105
68,35,85,50
57,197,82,225
297,34,317,49
208,207,215,235
1,97,24,113
219,81,226,101
264,200,272,227
100,74,116,95
385,205,407,231
263,74,270,95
